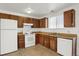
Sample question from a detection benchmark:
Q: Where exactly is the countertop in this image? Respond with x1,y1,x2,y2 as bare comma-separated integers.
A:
18,32,77,39
35,32,77,39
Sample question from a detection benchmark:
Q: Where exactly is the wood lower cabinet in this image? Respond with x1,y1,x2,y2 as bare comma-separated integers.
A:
36,34,46,46
18,34,25,48
35,34,40,44
39,34,44,45
43,35,50,48
49,36,57,52
35,33,57,51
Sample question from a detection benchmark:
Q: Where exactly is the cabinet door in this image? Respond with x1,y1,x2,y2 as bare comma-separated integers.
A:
24,18,40,28
18,35,25,48
18,16,25,28
50,36,57,52
40,19,45,28
24,17,32,23
35,34,40,44
0,13,10,19
36,20,40,28
32,18,40,28
32,18,37,28
0,13,18,20
43,35,50,48
39,34,44,45
64,9,75,27
9,15,18,20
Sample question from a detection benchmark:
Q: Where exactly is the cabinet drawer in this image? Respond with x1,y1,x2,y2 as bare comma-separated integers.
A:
43,35,50,48
18,35,24,39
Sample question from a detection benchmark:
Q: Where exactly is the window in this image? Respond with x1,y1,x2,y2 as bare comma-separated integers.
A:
56,15,64,28
48,14,64,29
48,17,56,28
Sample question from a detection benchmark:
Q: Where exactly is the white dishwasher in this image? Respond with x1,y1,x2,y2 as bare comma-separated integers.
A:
57,38,72,56
25,33,35,48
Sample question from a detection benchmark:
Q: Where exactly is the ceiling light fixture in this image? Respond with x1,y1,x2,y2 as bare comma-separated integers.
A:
25,8,33,14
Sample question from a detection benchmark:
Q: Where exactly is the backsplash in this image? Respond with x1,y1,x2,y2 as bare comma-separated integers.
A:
28,28,79,34
18,28,23,33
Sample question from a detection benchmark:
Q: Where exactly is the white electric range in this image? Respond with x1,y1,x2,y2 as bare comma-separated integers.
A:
25,33,35,48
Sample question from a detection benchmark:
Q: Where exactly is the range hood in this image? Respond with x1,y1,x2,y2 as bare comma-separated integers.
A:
24,23,33,26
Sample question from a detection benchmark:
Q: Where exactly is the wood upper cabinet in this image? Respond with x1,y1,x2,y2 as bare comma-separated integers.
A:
0,13,47,28
0,13,10,19
24,17,32,23
64,9,75,27
18,34,25,48
9,15,18,20
32,18,47,28
24,18,40,28
0,13,18,20
18,16,25,28
32,18,40,28
40,19,46,28
34,20,40,28
43,35,50,48
39,18,48,28
49,36,57,52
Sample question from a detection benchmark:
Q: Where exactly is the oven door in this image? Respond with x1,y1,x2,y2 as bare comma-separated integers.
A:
25,34,35,48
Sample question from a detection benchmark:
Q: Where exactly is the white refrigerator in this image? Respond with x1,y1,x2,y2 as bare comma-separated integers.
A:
0,19,17,55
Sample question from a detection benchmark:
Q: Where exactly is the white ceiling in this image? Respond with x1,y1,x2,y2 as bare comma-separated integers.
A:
0,3,74,17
